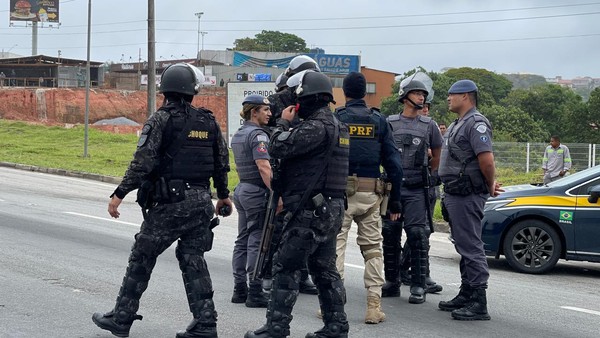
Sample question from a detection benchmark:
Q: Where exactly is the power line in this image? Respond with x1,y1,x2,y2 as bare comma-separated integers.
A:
2,11,599,35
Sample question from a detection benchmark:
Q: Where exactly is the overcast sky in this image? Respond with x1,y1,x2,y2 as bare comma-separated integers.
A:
1,0,599,79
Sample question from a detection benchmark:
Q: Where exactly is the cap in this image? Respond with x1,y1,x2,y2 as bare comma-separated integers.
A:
242,94,270,106
342,72,366,99
448,79,478,94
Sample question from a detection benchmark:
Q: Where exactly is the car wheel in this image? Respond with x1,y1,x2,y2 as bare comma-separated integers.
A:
502,219,561,274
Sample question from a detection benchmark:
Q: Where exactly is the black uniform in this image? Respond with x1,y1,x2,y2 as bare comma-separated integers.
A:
93,100,229,338
246,107,350,338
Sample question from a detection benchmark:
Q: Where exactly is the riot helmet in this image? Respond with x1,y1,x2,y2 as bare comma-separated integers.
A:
289,70,333,100
159,63,205,96
284,55,320,77
398,80,429,104
275,73,289,92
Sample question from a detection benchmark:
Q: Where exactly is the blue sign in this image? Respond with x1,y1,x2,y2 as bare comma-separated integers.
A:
307,53,360,75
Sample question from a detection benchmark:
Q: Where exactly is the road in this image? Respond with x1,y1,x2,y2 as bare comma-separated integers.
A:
1,167,599,338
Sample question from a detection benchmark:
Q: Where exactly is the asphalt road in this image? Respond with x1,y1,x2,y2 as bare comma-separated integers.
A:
1,167,599,338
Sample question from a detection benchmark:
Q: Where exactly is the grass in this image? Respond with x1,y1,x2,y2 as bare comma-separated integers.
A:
0,119,541,220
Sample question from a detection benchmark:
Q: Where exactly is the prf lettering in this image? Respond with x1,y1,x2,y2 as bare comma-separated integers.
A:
348,124,375,138
188,130,209,139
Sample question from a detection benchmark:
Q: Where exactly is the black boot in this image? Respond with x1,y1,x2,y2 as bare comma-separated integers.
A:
246,283,269,308
424,275,443,294
231,282,248,304
451,288,491,321
245,272,295,338
438,284,473,311
308,282,348,338
92,244,153,337
381,280,400,297
92,310,142,338
176,243,218,337
299,268,318,295
407,228,428,304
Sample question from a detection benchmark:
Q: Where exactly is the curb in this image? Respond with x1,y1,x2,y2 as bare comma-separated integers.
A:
0,161,123,185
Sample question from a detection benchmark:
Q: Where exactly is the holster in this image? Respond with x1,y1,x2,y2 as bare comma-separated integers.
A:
443,174,488,196
346,175,358,197
379,182,392,216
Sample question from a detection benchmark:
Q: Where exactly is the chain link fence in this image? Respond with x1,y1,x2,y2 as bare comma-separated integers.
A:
493,142,600,172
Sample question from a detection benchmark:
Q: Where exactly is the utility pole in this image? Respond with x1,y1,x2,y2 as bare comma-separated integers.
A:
147,0,156,117
195,12,204,63
84,0,92,157
32,22,38,55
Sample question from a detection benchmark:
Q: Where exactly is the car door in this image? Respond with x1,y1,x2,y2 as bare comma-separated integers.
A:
572,177,600,256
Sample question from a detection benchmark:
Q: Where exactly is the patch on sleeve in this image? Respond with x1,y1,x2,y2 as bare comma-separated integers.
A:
475,123,487,134
137,124,152,147
256,141,268,153
257,134,268,142
277,131,291,141
480,135,489,143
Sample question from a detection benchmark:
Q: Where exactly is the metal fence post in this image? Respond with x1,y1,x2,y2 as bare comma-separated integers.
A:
589,144,592,169
593,144,597,167
526,142,530,173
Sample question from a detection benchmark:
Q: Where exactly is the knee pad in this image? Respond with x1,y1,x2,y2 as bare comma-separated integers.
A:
360,244,382,263
406,227,428,250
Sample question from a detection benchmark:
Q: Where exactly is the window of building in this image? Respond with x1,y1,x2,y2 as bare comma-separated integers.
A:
366,82,376,94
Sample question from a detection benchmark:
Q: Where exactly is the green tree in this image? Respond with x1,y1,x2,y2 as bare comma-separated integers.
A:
233,30,309,53
502,73,547,90
482,104,548,142
443,67,513,106
503,84,585,141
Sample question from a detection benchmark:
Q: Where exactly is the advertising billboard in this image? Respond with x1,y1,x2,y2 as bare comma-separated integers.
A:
9,0,59,22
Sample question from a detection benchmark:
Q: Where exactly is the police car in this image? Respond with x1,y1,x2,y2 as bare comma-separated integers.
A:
481,165,600,274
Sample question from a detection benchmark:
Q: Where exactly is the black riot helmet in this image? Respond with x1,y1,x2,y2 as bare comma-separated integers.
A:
288,70,334,101
284,55,320,77
159,63,205,96
275,73,289,92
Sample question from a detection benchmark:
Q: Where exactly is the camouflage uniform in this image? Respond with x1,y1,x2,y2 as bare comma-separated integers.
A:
246,107,350,338
94,102,229,338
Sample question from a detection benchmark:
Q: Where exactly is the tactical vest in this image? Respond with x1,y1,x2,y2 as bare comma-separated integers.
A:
439,112,489,186
160,106,217,184
281,108,349,199
388,114,431,187
231,122,268,188
335,105,383,178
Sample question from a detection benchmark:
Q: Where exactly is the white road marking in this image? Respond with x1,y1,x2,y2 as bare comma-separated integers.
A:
345,263,364,270
0,199,5,202
63,211,139,226
561,306,600,316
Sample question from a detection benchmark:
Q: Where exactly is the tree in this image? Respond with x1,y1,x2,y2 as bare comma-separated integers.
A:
502,73,547,90
482,104,548,142
233,30,309,53
443,67,513,106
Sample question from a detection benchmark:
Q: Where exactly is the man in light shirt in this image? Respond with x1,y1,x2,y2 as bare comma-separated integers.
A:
542,135,572,184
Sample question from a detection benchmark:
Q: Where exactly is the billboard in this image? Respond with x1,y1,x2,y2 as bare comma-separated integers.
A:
9,0,59,22
226,82,276,146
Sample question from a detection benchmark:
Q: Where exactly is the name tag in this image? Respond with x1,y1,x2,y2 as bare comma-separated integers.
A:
188,130,209,139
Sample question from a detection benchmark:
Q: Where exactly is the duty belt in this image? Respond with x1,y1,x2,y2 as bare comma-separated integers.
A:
349,176,380,193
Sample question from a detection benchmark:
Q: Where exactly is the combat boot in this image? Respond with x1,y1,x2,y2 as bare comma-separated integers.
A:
176,318,217,338
409,285,426,304
299,268,318,295
306,312,349,338
92,310,142,338
451,288,491,321
424,275,443,293
364,295,385,324
381,280,400,297
246,283,269,308
231,282,248,304
438,284,473,311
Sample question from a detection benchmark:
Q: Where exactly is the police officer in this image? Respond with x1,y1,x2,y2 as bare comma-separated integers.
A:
334,72,403,324
382,78,443,304
266,55,321,295
245,70,350,338
230,94,273,308
437,79,502,320
92,63,233,338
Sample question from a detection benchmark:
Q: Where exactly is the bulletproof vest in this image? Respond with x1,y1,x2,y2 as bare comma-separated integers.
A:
160,106,217,184
438,112,489,180
335,105,383,178
388,114,431,184
281,108,349,199
231,122,267,188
